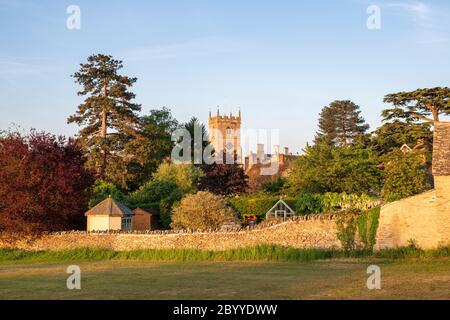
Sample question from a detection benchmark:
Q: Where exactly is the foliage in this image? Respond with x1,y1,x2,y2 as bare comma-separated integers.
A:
199,154,248,196
381,150,432,202
295,194,323,214
286,140,382,195
128,179,184,229
371,120,433,155
139,107,179,182
152,162,203,192
382,87,450,123
229,195,297,219
68,54,145,190
88,179,125,208
315,100,369,146
171,192,236,231
179,117,212,164
261,177,286,194
336,212,358,252
356,207,380,252
0,131,94,233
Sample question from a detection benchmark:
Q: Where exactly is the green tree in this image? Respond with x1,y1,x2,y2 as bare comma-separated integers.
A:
88,179,125,208
171,191,236,231
315,100,369,146
181,117,212,164
371,120,433,155
383,87,450,123
381,150,431,202
68,54,145,189
128,179,184,229
286,141,381,195
140,107,179,180
152,162,204,192
261,177,286,194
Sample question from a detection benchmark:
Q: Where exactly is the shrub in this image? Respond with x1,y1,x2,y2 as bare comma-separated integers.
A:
295,193,323,215
171,191,236,231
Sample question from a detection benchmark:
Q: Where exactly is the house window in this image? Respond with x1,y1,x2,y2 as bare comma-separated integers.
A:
226,127,232,136
121,216,132,231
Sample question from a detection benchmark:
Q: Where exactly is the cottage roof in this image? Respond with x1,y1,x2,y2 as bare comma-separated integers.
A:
85,197,134,217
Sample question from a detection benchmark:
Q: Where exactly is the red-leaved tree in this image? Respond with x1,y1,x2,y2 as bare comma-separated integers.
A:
0,131,94,233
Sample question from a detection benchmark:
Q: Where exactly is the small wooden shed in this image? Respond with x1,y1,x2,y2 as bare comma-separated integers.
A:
265,198,295,220
133,208,160,231
85,196,134,232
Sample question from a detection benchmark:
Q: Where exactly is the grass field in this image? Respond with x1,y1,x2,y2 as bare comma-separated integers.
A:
1,249,449,300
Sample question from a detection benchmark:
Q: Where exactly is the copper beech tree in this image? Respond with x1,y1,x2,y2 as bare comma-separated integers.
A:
0,131,94,233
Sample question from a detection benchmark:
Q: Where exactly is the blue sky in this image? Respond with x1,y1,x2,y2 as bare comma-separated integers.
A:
1,0,449,153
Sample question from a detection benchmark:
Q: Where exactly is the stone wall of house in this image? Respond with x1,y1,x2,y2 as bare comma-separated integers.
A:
0,216,346,251
375,122,450,250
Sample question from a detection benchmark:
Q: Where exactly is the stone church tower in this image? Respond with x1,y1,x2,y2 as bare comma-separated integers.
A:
208,108,242,163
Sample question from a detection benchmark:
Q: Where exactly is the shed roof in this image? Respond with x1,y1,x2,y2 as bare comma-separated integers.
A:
266,198,295,215
85,197,134,217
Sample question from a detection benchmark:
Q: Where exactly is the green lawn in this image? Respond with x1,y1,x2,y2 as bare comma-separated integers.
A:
1,259,449,300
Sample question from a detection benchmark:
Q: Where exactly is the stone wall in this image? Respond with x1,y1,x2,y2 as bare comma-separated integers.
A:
376,121,450,250
0,217,344,251
375,189,450,249
432,122,450,176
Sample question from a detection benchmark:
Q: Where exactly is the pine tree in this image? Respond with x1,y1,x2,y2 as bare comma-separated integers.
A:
68,54,144,189
315,100,369,146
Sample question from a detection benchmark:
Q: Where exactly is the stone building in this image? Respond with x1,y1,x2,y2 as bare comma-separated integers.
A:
244,144,299,192
208,108,242,162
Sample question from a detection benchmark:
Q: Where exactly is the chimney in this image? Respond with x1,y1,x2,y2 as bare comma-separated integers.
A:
273,145,280,155
257,144,265,162
284,147,289,155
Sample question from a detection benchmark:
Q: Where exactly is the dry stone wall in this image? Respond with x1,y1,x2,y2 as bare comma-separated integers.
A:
0,217,345,251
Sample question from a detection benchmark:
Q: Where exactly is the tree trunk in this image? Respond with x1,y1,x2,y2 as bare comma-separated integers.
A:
100,80,108,177
432,107,440,122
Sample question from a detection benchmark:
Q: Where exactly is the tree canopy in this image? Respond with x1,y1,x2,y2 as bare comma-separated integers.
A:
0,131,94,233
315,100,369,146
383,87,450,123
68,54,144,189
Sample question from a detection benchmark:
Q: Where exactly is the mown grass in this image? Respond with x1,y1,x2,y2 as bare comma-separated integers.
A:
1,244,449,264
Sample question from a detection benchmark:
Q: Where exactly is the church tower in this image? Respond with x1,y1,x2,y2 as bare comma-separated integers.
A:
208,108,242,163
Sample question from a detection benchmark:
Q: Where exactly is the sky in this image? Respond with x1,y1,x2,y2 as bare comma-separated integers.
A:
1,0,450,154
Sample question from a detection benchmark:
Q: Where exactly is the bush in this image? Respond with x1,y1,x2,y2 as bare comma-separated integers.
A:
295,193,323,215
171,191,236,231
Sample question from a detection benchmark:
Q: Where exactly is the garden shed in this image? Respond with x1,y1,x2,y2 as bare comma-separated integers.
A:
85,196,134,232
133,208,160,231
265,199,295,220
